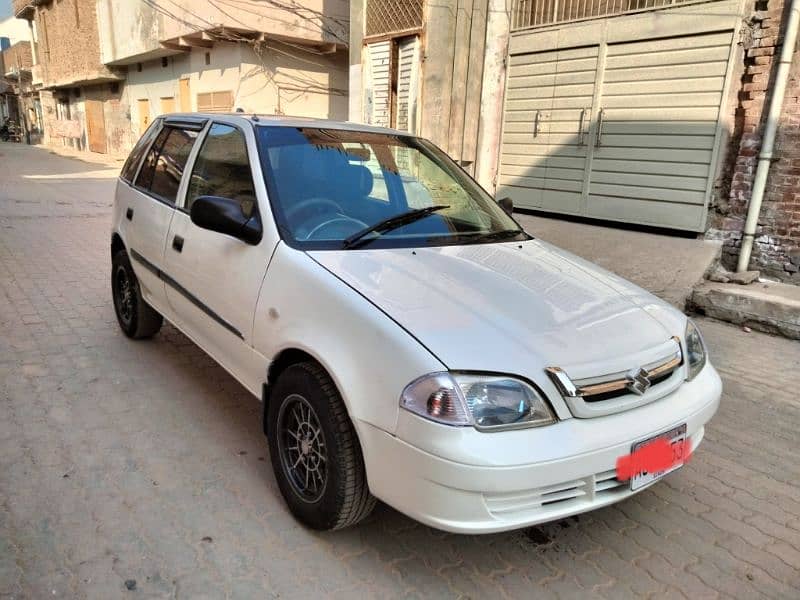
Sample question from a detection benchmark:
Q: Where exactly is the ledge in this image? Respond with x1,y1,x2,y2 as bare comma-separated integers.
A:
689,281,800,340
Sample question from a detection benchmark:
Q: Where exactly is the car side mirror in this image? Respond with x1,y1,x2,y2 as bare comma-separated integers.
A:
498,196,513,216
190,195,262,245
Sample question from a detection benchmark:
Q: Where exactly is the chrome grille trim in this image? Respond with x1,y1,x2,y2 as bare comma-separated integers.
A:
545,337,685,418
546,336,683,402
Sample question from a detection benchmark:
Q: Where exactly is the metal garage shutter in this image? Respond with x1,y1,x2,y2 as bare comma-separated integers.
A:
497,0,740,232
395,36,420,133
500,46,598,215
196,91,233,113
365,41,391,127
587,31,733,230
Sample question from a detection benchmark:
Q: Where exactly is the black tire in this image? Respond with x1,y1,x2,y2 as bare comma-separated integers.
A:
267,362,376,530
112,249,163,339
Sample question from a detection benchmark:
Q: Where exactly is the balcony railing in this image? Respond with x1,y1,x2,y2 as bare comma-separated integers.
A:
511,0,720,30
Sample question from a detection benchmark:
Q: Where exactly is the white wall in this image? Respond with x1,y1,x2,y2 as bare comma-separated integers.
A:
125,41,348,136
96,0,167,65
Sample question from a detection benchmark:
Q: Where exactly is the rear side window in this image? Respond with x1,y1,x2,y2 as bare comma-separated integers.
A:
135,126,199,204
120,119,161,183
186,123,257,217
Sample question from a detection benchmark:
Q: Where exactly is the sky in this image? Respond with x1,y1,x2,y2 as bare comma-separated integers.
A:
0,1,11,19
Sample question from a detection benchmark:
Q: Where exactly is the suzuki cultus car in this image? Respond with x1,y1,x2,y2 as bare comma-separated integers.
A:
111,114,721,533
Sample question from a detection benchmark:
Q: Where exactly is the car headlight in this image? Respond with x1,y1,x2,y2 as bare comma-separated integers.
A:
685,319,707,381
400,372,555,431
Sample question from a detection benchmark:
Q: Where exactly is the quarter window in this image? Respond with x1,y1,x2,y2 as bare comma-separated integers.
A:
121,118,161,183
186,123,257,217
135,126,198,204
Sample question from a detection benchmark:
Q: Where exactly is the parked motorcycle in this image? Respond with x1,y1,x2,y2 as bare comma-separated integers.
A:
0,118,22,143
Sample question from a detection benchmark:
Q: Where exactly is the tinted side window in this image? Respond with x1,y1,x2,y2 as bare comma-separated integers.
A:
135,126,198,204
186,124,257,217
121,119,161,183
135,128,169,192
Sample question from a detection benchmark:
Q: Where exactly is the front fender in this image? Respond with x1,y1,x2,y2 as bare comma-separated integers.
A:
253,242,445,434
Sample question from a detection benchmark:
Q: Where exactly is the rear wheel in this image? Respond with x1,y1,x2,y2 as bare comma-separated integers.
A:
112,249,163,339
267,362,376,530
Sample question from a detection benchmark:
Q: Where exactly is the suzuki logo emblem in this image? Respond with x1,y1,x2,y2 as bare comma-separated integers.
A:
626,367,651,396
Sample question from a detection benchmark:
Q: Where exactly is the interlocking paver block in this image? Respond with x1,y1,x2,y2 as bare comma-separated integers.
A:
1,144,799,598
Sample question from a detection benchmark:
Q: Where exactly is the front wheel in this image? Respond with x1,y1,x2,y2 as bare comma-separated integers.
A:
112,249,163,339
267,362,376,530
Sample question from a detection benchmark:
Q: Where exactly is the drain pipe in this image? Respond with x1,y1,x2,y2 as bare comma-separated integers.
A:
737,0,800,272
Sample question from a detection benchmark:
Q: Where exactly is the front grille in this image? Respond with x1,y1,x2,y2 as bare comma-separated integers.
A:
572,350,682,403
582,370,674,403
546,337,685,418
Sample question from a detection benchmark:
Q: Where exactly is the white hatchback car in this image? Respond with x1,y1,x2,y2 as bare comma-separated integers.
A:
111,114,721,533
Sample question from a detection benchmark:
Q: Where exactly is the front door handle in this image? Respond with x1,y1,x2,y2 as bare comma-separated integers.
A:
172,235,184,252
126,207,133,221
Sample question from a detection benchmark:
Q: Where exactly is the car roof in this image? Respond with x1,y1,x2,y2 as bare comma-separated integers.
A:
161,113,409,136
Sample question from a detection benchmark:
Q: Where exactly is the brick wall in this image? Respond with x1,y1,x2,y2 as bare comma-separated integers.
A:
0,41,32,75
33,0,119,88
711,0,800,282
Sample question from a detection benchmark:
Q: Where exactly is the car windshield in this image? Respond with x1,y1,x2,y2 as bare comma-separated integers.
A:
256,126,527,250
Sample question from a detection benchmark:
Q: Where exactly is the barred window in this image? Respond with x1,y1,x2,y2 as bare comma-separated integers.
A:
366,0,423,37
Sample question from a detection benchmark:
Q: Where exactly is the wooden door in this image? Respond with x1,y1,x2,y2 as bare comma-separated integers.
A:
138,99,151,135
85,99,107,154
179,79,191,112
160,97,176,115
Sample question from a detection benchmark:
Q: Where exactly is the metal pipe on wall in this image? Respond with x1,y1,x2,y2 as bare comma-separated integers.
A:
737,0,800,272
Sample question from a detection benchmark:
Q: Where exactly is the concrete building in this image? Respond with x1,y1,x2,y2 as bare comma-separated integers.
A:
99,0,348,144
0,40,39,140
350,0,800,283
11,0,348,156
13,0,127,153
0,14,34,124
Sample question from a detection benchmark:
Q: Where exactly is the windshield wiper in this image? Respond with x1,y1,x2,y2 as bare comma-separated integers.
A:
342,205,450,249
467,228,527,244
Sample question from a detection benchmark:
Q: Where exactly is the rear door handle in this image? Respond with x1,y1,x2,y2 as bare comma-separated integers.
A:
172,235,184,252
126,207,133,221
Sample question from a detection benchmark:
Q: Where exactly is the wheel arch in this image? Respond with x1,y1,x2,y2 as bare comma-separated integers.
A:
111,232,126,259
263,347,343,436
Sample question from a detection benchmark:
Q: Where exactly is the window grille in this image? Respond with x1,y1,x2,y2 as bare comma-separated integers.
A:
366,0,423,37
512,0,721,30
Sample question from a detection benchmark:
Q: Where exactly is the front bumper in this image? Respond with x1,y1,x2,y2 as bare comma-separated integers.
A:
357,363,721,534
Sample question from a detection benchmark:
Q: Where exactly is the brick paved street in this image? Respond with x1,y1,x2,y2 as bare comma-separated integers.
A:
1,142,799,599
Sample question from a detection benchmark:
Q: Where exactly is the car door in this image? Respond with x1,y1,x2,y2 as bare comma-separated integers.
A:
123,120,200,312
162,121,276,394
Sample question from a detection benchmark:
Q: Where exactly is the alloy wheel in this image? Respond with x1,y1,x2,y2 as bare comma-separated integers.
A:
277,394,328,503
115,265,134,326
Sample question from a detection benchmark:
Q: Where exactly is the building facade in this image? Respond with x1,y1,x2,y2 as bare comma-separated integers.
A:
12,0,348,156
97,0,349,143
351,0,800,282
14,0,127,153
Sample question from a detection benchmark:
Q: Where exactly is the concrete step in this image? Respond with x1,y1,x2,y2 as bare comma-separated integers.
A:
689,280,800,340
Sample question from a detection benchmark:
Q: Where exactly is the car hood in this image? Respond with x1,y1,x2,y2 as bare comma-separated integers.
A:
309,239,683,380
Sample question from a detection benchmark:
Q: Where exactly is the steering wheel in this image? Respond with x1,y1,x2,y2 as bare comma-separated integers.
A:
284,197,342,226
305,216,369,240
